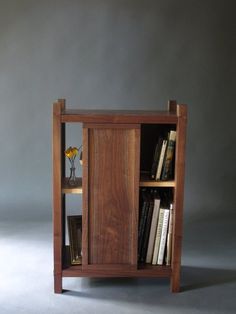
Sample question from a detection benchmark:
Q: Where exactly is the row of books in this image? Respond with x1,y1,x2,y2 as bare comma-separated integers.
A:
150,130,176,181
68,198,173,267
138,189,173,265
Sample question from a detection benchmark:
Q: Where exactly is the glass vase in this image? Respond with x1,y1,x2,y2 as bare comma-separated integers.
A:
68,167,77,186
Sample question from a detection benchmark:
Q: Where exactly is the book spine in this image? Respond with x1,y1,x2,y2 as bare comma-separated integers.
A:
150,138,162,179
150,143,159,179
157,209,170,265
140,200,154,263
138,191,148,261
165,204,173,266
152,208,164,265
161,131,176,181
146,198,160,263
155,140,167,180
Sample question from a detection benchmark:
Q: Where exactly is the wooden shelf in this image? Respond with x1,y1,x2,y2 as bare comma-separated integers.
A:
62,265,171,278
140,173,175,187
62,248,171,278
62,177,82,194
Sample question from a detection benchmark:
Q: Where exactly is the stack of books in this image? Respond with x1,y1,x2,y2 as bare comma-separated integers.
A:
150,130,176,181
138,189,173,266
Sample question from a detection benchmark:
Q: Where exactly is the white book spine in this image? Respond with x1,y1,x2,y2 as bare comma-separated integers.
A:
152,208,164,265
146,199,160,263
155,140,167,180
157,209,170,265
165,205,173,266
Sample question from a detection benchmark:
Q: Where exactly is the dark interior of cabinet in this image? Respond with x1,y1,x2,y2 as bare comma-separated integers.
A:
140,124,176,173
139,187,174,209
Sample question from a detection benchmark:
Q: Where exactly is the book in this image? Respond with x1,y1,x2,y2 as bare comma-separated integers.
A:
157,209,170,265
140,198,154,263
152,208,165,264
146,198,160,263
150,138,163,179
67,215,82,265
165,204,173,266
161,131,176,180
138,189,149,261
155,139,168,180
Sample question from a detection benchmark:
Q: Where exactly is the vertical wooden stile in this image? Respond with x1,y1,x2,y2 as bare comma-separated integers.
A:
82,126,89,267
130,127,140,265
53,99,65,293
170,104,187,292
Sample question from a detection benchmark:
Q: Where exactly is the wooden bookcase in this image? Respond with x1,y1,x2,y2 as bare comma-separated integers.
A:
52,99,187,293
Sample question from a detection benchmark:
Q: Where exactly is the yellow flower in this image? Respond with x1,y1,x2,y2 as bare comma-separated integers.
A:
65,147,73,159
65,146,78,159
71,147,78,156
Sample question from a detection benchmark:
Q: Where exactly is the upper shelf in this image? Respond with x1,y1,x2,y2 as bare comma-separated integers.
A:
140,173,175,187
62,175,175,194
60,109,178,124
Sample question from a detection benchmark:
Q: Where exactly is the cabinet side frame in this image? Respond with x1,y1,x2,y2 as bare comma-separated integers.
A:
171,103,187,292
53,99,65,293
82,126,89,266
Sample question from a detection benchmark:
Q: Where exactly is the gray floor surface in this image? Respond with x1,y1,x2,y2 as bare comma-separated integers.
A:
0,217,235,314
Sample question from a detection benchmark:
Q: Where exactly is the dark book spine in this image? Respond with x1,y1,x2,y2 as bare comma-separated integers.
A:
150,138,163,179
161,132,176,180
140,200,154,263
138,191,148,260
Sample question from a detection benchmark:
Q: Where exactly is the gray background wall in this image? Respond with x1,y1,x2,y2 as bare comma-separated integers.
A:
0,0,235,224
1,1,236,313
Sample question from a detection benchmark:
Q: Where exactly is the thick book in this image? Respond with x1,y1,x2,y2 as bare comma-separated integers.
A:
67,215,82,265
150,138,163,179
165,204,173,266
155,140,168,180
152,208,165,265
146,198,160,263
157,209,170,265
161,131,176,180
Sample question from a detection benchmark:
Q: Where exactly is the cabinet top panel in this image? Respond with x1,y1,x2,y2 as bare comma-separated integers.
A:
61,109,178,124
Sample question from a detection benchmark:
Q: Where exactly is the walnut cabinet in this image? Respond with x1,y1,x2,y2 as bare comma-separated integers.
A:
52,99,187,293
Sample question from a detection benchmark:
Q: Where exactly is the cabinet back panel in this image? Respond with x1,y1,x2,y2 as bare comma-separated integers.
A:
87,126,140,265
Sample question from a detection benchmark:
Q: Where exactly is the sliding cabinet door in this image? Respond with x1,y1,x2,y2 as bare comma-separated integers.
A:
82,124,140,269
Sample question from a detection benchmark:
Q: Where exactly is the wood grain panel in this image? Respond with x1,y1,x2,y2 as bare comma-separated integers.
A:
87,125,140,266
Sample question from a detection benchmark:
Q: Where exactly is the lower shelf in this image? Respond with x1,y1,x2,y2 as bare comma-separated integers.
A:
63,246,171,278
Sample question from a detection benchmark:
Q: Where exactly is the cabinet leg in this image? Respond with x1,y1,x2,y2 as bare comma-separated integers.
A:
170,268,180,293
54,275,62,293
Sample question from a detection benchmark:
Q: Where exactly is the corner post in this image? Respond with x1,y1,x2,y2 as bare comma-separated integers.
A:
168,100,177,113
53,99,65,293
171,104,187,292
